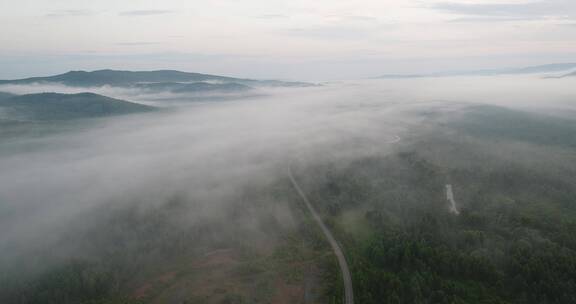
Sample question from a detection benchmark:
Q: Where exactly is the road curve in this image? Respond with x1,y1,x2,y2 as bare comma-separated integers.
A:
288,168,354,304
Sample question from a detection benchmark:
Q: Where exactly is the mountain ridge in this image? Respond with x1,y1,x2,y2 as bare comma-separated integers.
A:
0,69,314,88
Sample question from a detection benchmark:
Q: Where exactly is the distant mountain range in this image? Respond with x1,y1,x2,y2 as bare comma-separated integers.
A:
377,63,576,79
0,69,314,90
0,92,154,121
0,70,317,124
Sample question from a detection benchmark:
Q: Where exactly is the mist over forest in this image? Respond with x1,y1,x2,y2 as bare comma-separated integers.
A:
4,0,576,301
1,70,576,304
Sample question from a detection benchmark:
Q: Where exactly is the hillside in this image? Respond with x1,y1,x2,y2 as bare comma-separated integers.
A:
0,92,16,100
448,105,576,148
0,92,154,121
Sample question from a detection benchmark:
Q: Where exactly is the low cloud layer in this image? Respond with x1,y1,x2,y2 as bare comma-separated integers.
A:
1,75,575,264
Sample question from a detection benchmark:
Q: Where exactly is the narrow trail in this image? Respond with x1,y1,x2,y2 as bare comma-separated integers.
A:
446,184,460,215
288,168,354,304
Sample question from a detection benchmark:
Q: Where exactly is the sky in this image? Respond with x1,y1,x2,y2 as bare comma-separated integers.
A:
1,0,575,80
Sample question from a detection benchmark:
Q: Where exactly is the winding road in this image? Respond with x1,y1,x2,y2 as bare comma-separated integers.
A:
287,134,401,304
288,168,354,304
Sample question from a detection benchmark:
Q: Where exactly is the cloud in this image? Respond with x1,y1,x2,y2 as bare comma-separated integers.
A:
283,26,372,40
254,14,290,19
342,15,379,22
324,14,379,23
119,10,173,16
115,42,161,46
433,0,576,20
448,16,535,23
45,10,97,17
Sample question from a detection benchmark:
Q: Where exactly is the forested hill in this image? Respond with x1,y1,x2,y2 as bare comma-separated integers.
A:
0,92,154,121
449,105,576,148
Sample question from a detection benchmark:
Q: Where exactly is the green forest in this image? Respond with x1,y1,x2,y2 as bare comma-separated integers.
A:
2,105,576,304
303,106,576,304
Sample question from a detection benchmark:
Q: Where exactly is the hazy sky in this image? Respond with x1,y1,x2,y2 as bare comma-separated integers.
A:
1,0,575,80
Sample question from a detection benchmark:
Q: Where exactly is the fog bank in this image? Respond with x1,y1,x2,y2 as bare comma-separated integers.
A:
1,74,574,264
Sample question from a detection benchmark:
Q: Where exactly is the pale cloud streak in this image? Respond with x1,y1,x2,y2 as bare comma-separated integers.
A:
433,0,576,19
119,10,173,16
46,9,97,17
